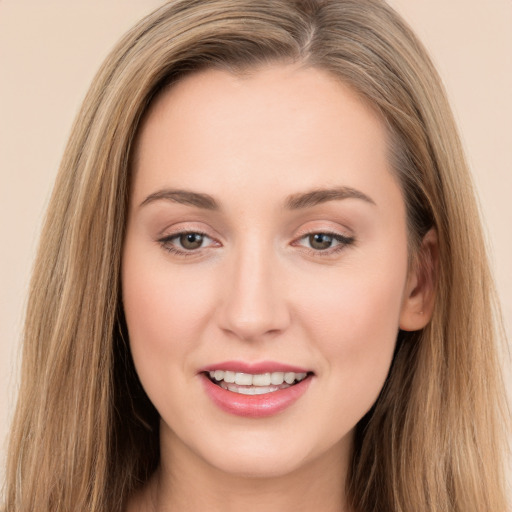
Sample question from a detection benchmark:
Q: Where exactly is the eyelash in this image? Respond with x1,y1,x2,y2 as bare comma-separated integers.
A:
293,231,355,257
157,230,355,258
158,230,214,258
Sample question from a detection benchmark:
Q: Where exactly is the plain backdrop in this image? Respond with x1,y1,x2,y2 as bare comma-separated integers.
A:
1,0,511,484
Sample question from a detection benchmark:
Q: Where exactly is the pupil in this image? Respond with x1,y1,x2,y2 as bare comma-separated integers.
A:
310,233,332,250
181,233,203,249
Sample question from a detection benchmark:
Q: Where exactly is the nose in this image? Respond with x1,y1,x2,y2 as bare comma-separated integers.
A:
216,243,291,341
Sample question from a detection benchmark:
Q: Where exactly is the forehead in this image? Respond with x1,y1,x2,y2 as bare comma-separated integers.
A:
131,64,400,215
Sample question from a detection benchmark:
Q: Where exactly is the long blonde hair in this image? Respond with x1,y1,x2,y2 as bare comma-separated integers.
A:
4,1,509,511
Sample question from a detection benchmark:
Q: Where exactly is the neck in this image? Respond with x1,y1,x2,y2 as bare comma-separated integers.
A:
129,424,353,512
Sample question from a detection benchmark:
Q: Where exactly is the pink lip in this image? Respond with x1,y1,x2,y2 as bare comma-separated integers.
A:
199,360,310,374
199,362,313,418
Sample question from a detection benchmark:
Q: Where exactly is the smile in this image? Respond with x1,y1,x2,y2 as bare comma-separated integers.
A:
207,370,308,395
200,363,314,417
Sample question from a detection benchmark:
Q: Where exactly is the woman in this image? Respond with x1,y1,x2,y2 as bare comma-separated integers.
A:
3,0,509,511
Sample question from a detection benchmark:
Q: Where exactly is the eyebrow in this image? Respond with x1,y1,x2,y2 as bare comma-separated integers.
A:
139,186,375,210
140,189,219,210
284,186,376,209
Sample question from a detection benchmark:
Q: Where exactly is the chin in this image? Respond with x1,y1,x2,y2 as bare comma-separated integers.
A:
206,449,309,480
190,426,347,481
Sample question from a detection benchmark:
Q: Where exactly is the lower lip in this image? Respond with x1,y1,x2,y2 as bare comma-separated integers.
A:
200,374,312,418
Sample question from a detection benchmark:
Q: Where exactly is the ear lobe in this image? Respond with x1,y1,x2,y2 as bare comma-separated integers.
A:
399,228,438,332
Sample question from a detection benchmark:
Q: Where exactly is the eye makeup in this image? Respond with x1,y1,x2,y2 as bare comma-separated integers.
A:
157,229,218,257
292,231,355,257
157,228,355,259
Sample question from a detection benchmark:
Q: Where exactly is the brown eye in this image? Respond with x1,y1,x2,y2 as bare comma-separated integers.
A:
308,233,335,250
158,231,217,255
294,231,355,255
179,233,204,250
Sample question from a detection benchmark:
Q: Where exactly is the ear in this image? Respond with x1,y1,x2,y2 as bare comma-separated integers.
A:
399,228,438,331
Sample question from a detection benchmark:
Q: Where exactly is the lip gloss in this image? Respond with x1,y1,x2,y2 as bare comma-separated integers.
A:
200,372,312,418
200,361,310,374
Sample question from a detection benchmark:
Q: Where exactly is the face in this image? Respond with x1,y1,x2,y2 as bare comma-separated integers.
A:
122,64,422,480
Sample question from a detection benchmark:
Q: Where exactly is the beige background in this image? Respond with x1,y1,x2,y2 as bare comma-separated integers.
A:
1,0,511,484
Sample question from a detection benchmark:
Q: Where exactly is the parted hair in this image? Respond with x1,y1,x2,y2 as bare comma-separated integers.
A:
3,1,509,511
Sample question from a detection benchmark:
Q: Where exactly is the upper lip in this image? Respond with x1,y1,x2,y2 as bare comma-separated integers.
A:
199,360,311,374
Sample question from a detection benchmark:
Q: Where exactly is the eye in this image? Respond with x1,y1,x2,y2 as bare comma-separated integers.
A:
176,232,207,250
295,232,355,253
158,231,216,254
307,233,337,250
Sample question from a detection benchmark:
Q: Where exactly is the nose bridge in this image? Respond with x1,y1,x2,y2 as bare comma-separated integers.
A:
218,235,289,340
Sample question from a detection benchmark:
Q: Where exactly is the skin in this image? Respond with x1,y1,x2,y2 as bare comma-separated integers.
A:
122,63,434,512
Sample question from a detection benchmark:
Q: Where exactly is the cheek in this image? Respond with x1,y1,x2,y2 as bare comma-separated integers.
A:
121,241,215,375
295,255,407,413
298,260,406,344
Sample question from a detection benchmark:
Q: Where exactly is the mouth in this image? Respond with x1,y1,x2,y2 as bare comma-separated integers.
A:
200,363,314,417
205,370,311,395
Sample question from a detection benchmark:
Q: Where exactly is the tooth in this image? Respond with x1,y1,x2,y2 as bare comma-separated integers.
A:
235,372,253,385
237,386,255,395
284,372,296,384
270,372,284,385
224,370,236,383
211,369,308,387
253,385,277,394
221,382,293,395
252,373,271,386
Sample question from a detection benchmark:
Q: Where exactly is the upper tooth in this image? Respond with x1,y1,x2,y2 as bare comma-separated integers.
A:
270,372,284,385
210,370,307,386
284,372,296,384
224,370,236,383
252,373,271,386
234,373,253,385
